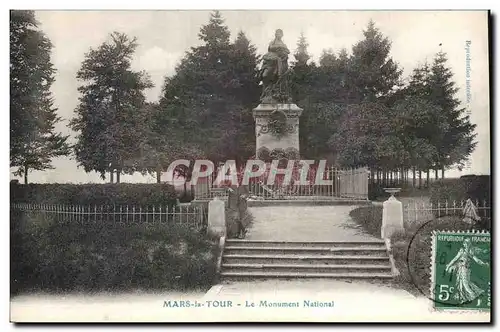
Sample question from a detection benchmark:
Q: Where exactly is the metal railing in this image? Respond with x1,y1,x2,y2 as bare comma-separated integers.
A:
11,203,207,231
403,199,491,225
248,167,369,200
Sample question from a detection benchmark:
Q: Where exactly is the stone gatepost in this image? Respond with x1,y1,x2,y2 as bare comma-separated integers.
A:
381,188,404,239
253,103,303,160
208,196,226,237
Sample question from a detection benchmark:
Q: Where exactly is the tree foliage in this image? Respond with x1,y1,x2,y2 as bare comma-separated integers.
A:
71,32,153,181
156,11,260,167
350,20,403,102
14,13,478,184
427,51,477,171
10,10,70,183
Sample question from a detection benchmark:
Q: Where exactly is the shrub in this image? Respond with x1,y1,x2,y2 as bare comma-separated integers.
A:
429,176,491,219
368,183,387,201
10,183,178,208
430,176,491,204
11,210,217,295
349,205,383,238
178,190,194,203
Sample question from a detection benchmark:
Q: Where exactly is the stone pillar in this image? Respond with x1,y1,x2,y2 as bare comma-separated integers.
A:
381,195,404,239
208,197,226,237
253,103,302,160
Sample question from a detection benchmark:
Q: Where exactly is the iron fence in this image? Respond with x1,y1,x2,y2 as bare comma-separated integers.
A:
11,203,207,231
403,199,491,225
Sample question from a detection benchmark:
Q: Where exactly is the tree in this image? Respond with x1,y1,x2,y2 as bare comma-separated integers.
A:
390,96,445,185
396,63,438,184
230,31,260,159
290,34,336,160
10,10,70,184
350,20,403,102
315,48,355,105
71,32,153,182
427,51,477,177
330,102,403,170
294,32,311,66
126,102,167,183
319,48,336,67
157,11,259,167
291,33,316,106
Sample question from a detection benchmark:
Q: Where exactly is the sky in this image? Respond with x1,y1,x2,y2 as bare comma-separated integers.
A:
10,10,490,183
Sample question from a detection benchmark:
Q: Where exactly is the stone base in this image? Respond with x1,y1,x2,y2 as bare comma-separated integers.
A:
253,103,302,161
381,196,404,239
208,197,226,237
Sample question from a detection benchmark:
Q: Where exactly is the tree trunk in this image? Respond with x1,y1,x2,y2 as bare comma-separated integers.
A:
412,166,416,188
116,170,121,183
441,168,445,179
426,170,430,188
110,170,114,183
390,171,393,186
24,164,28,184
156,165,162,184
418,170,422,189
434,168,438,180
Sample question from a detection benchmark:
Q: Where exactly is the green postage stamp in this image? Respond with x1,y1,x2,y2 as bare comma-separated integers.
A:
431,231,491,311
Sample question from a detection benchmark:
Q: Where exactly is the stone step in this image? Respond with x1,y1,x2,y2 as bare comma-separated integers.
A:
224,246,387,256
225,239,386,249
222,263,392,274
220,271,394,279
223,254,390,265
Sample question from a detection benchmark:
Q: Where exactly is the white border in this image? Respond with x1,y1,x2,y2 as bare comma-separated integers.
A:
3,2,496,330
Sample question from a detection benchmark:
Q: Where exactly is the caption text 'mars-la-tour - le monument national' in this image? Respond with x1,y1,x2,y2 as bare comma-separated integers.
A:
253,29,303,161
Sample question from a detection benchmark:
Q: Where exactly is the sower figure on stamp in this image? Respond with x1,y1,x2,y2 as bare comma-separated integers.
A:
445,238,490,303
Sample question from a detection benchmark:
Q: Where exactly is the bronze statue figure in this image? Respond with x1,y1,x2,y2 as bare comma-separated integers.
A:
259,29,292,104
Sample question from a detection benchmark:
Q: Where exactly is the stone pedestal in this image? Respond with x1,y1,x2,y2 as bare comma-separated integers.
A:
253,103,303,160
381,195,404,239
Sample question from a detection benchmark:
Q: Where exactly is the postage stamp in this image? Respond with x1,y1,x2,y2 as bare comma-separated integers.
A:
431,231,491,311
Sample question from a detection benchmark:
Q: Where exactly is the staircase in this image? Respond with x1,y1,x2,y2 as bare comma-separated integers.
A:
220,239,394,280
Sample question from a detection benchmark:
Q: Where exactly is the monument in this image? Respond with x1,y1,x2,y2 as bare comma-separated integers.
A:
253,29,303,161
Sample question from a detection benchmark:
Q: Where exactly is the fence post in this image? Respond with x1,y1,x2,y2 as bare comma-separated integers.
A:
208,196,226,237
381,191,404,239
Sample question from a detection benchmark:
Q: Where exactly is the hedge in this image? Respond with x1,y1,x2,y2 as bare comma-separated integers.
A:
11,209,218,295
429,175,491,219
349,205,383,238
10,183,178,207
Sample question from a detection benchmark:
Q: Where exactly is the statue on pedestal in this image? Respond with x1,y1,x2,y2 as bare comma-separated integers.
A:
259,29,292,104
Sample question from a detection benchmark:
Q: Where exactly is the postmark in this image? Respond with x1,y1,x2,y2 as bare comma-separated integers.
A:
431,230,490,311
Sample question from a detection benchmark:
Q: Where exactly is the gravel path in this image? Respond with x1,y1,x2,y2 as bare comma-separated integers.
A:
246,205,380,241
